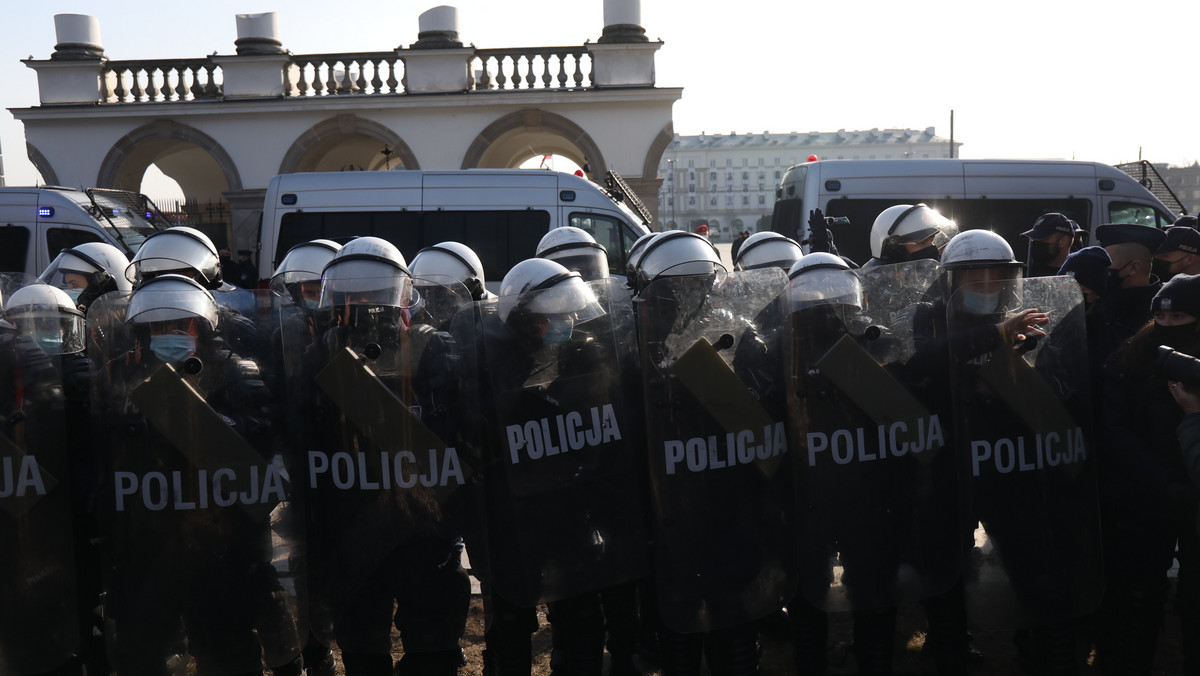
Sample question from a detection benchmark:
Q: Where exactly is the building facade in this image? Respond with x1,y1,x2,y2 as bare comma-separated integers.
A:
657,128,957,240
1162,162,1200,216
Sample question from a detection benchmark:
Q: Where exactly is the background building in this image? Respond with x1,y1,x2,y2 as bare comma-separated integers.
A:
1162,162,1200,216
657,127,957,239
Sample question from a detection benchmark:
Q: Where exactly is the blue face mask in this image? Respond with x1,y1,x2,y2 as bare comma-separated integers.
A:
304,298,320,310
64,288,84,303
959,289,1001,315
544,316,574,345
149,334,196,364
37,334,64,355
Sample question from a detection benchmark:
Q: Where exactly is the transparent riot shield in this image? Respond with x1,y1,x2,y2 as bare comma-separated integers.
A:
90,289,304,675
946,275,1102,629
638,267,796,633
283,277,477,656
789,260,962,612
474,277,650,607
0,279,79,675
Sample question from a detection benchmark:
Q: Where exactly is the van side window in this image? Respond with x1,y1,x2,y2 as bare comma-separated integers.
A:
1108,202,1174,229
0,226,31,274
422,211,548,282
824,198,1092,266
276,209,548,282
46,227,103,257
568,213,631,275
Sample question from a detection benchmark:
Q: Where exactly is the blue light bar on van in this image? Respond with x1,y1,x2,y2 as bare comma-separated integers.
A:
37,207,54,217
281,194,298,205
824,180,841,192
559,190,576,202
145,211,153,218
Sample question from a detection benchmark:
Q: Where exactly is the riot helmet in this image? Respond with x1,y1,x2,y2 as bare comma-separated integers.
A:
498,258,605,346
941,230,1023,315
270,239,341,308
410,241,488,300
734,232,804,271
125,274,220,365
786,253,863,312
5,283,86,355
319,237,418,339
39,241,133,311
126,226,223,289
625,232,660,290
869,204,957,263
633,230,725,292
536,226,609,282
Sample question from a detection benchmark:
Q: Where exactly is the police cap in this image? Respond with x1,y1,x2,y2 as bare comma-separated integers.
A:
1057,246,1111,293
1152,273,1200,318
1155,226,1200,257
1021,213,1081,240
1095,223,1167,252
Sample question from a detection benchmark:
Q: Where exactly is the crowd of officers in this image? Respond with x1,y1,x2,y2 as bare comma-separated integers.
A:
1,200,1199,676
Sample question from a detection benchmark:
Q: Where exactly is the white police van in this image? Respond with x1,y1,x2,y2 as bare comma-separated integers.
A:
0,187,164,277
771,159,1179,265
257,169,653,289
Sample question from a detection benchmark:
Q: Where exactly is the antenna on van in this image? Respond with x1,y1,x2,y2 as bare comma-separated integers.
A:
605,170,654,227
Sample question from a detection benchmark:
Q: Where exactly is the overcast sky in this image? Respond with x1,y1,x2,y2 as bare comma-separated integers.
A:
3,0,1198,189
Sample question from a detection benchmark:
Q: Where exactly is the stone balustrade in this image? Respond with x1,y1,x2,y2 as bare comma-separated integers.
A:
102,58,221,103
94,46,595,104
470,47,592,91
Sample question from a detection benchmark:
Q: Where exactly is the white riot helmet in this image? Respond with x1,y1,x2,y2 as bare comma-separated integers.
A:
634,231,725,292
734,232,804,271
410,241,488,300
497,258,605,346
940,230,1022,270
39,241,133,311
5,283,86,355
869,204,958,262
270,239,341,304
125,274,220,330
786,252,863,311
625,232,660,285
318,236,416,310
127,226,223,289
536,226,609,282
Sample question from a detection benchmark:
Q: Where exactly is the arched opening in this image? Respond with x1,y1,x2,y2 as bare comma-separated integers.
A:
517,153,585,175
462,109,606,178
99,121,241,249
280,115,417,175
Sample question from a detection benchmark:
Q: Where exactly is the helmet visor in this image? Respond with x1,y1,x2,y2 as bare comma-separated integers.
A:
544,249,609,282
319,260,418,310
519,273,606,325
125,285,220,330
788,267,863,312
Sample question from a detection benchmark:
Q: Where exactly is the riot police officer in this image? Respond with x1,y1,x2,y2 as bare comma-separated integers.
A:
301,237,471,676
39,241,133,313
93,272,300,676
862,203,957,268
731,231,803,273
126,225,258,320
1,282,87,676
269,239,344,676
410,240,492,331
634,230,792,676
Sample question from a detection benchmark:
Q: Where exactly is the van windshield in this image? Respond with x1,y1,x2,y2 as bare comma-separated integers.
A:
84,189,165,254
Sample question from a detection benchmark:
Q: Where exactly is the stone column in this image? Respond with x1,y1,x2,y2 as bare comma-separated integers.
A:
212,12,289,99
404,6,472,93
24,14,107,104
599,0,648,43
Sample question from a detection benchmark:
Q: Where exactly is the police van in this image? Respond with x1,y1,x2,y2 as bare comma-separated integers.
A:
0,186,164,277
771,159,1179,265
257,169,653,289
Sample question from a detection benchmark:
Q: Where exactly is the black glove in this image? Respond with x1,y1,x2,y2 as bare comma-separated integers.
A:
806,208,834,253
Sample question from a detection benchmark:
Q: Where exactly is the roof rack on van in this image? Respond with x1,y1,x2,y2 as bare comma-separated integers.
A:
1115,160,1188,216
605,170,654,228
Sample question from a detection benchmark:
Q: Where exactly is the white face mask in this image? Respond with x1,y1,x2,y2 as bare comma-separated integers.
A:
959,289,1001,315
